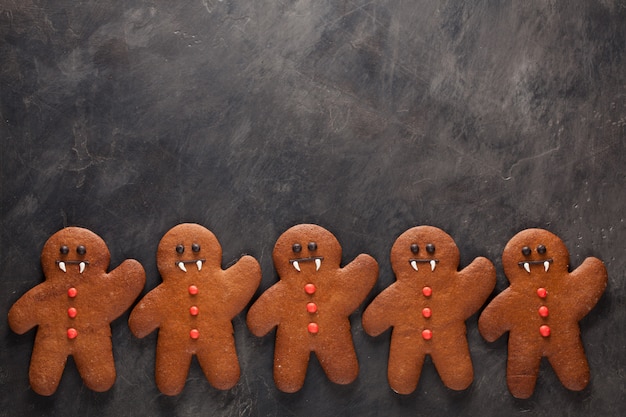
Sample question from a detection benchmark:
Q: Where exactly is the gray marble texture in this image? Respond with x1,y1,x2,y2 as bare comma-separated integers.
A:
1,0,625,416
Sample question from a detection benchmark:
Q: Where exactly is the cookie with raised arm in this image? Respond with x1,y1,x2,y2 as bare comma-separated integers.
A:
247,224,378,393
129,223,261,395
478,228,607,399
362,226,495,394
8,227,145,395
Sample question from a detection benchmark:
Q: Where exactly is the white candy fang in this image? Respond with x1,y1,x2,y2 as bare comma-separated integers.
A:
315,258,322,271
79,262,86,274
196,260,203,271
411,260,418,272
178,262,187,272
58,262,67,273
544,261,550,272
523,262,531,273
430,260,437,272
293,260,301,272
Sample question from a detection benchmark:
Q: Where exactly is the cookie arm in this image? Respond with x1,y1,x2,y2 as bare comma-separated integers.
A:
455,256,497,318
362,284,402,336
246,286,282,337
337,254,379,314
568,257,608,321
128,286,165,338
221,255,262,319
103,259,147,319
478,289,514,342
8,288,42,334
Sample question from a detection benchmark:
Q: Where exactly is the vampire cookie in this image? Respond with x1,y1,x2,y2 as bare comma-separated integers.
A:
246,224,379,393
8,227,146,395
478,228,607,399
128,223,261,395
362,226,496,394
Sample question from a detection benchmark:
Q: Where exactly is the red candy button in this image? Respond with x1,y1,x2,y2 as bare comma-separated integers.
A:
539,325,551,337
67,307,77,318
188,285,198,295
422,329,432,340
304,283,316,295
538,306,549,317
190,329,200,339
422,286,432,297
67,328,78,339
67,287,77,298
189,306,199,316
422,307,432,318
537,288,547,298
306,302,318,313
307,323,319,334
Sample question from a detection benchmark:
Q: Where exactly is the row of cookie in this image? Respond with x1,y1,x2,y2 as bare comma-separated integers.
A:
8,223,607,399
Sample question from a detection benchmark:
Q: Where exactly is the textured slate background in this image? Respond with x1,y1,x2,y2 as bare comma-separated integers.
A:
1,1,625,416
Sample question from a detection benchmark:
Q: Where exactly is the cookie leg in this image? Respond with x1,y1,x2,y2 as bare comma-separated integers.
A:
155,337,193,396
506,338,542,399
29,339,68,396
273,332,310,393
387,334,425,394
431,336,474,390
547,337,590,391
196,339,241,390
315,335,359,385
73,337,116,392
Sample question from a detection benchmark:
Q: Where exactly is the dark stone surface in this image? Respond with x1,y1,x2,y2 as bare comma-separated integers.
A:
1,0,624,415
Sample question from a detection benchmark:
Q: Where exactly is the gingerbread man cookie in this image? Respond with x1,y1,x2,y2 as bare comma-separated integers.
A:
362,226,496,394
246,224,378,393
478,228,607,399
128,223,261,395
8,227,146,396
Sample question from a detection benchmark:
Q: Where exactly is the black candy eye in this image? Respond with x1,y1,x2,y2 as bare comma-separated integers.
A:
76,245,86,255
426,243,435,254
537,244,546,255
60,245,69,255
292,243,302,253
192,243,201,253
521,246,531,256
308,242,317,251
410,244,419,254
176,244,184,254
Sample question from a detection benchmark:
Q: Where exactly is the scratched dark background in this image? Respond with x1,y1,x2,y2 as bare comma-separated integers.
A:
1,0,625,416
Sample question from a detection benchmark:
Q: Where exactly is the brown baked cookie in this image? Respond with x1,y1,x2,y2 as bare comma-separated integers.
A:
246,224,378,393
8,227,146,396
478,228,608,399
128,223,261,395
362,226,496,394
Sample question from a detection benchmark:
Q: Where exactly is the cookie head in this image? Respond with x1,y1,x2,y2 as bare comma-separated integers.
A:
502,228,570,282
41,227,110,278
273,224,341,276
390,226,460,278
157,223,222,277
